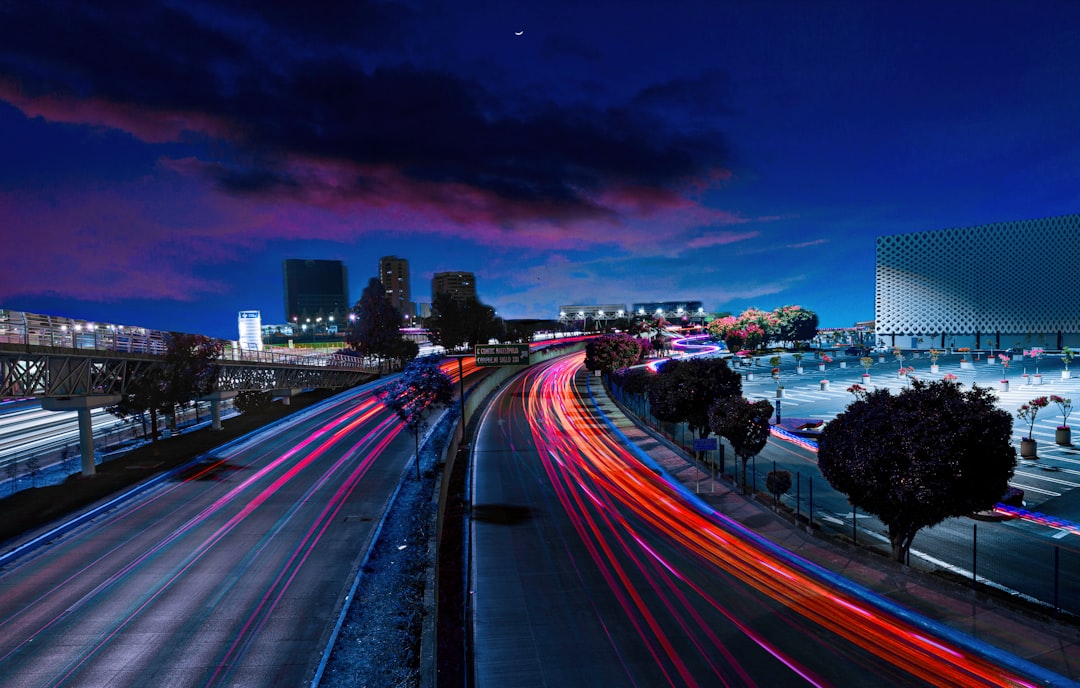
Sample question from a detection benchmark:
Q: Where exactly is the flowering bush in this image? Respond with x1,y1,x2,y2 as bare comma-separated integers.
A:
929,348,940,363
956,347,971,353
943,373,958,381
860,356,873,373
847,383,866,399
821,353,832,363
1064,346,1074,371
1051,395,1073,428
999,353,1010,380
1017,396,1050,440
1025,348,1045,374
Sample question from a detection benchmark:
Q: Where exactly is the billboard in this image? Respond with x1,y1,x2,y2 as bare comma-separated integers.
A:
238,310,263,350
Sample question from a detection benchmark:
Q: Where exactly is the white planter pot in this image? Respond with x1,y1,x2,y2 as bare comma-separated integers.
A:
878,356,885,363
1064,370,1072,380
987,357,996,364
839,361,847,368
746,372,755,380
960,361,973,370
930,364,939,373
796,366,804,374
862,374,871,382
818,364,826,372
1022,375,1030,385
820,380,830,391
999,380,1009,392
776,388,785,398
1033,375,1043,385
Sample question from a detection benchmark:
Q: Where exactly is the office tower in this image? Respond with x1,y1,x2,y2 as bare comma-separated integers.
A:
379,255,412,322
282,259,350,325
432,271,477,303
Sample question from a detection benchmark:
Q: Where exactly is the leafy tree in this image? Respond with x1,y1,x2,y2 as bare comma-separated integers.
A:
380,356,455,479
648,358,742,452
773,305,819,345
387,337,421,371
585,334,644,374
709,396,773,492
428,293,503,352
108,332,223,443
164,332,224,428
767,469,792,507
817,379,1016,562
610,367,654,417
347,278,405,371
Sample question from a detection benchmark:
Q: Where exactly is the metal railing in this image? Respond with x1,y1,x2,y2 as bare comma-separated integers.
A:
0,309,372,370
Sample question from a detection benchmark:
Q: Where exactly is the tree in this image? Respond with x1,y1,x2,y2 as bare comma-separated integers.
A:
428,294,503,352
584,334,643,374
709,396,773,492
773,305,819,345
766,469,792,508
817,379,1016,562
347,278,405,371
108,333,223,444
163,332,224,429
610,367,654,417
648,358,742,453
380,356,455,479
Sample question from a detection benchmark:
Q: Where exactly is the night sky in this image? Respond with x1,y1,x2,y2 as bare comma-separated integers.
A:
3,1,1080,339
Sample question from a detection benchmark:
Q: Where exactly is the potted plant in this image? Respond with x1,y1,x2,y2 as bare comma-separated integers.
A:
929,348,940,373
1051,395,1072,445
1016,396,1050,458
860,356,873,381
998,354,1010,391
1026,348,1045,385
793,352,804,374
818,353,832,372
1063,346,1074,380
957,347,972,369
820,379,830,391
776,384,785,398
847,383,866,399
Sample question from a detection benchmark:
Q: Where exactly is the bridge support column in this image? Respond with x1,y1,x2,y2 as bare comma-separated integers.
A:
199,391,238,431
271,388,302,406
41,395,122,476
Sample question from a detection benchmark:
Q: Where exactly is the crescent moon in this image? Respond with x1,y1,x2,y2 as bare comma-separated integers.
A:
514,30,524,36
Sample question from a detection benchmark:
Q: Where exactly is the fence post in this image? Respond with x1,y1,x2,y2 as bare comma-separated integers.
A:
1054,545,1060,615
796,472,801,520
972,523,977,589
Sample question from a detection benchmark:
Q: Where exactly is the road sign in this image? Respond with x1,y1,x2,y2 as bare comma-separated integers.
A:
474,343,530,367
693,437,718,452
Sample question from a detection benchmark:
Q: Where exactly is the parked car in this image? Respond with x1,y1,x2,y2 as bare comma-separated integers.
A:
844,346,869,356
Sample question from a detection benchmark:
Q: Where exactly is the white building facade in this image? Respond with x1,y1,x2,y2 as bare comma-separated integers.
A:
875,214,1080,350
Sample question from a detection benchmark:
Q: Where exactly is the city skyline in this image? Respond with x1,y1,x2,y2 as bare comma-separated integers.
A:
3,2,1080,339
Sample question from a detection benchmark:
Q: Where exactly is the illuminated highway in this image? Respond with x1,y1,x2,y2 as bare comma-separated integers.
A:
471,351,1054,686
0,380,417,687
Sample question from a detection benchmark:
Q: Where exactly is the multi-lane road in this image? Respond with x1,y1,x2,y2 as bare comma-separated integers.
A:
0,380,415,686
470,351,1055,686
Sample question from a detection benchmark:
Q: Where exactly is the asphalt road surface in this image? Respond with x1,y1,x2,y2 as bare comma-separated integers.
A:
0,380,415,687
470,352,1049,687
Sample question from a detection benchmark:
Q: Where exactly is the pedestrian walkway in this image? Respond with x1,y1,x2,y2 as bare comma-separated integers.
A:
586,372,1080,683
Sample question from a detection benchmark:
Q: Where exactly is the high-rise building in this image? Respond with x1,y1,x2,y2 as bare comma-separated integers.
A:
379,256,412,322
875,214,1080,350
282,259,349,326
432,271,477,303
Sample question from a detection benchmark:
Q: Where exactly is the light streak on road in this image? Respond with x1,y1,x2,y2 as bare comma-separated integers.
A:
517,351,1047,686
0,384,416,687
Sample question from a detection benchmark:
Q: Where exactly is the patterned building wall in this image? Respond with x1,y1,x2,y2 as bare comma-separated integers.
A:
876,215,1080,344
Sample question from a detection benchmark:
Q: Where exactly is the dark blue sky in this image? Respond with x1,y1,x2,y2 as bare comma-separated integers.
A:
3,1,1079,339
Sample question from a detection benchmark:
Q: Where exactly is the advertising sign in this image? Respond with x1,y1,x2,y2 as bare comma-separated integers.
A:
237,310,263,350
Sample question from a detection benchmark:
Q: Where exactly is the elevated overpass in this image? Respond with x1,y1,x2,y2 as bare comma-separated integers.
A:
0,310,379,475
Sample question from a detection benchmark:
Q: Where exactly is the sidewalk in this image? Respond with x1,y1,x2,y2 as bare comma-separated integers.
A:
586,374,1080,684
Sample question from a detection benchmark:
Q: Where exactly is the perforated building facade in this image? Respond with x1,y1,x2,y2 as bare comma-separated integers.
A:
875,214,1080,349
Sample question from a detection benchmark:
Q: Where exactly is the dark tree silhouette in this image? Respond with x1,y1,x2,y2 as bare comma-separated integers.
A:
347,277,405,372
380,357,455,479
817,379,1016,562
709,396,773,492
648,358,742,454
